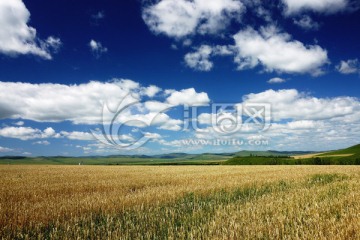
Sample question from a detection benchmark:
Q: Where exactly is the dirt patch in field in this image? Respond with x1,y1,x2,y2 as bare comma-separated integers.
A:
292,153,354,159
319,154,354,157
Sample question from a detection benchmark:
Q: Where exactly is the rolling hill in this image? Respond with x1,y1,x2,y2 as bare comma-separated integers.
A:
317,144,360,156
0,145,358,165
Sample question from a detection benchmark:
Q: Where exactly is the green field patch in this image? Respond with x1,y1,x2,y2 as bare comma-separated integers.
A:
307,173,349,186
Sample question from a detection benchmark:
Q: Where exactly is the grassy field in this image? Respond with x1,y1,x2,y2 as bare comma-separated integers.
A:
224,144,360,165
1,165,360,239
1,144,359,166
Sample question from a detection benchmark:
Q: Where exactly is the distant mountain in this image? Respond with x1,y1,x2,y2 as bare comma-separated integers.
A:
231,150,315,157
1,144,358,165
105,154,153,159
152,153,196,159
0,150,318,160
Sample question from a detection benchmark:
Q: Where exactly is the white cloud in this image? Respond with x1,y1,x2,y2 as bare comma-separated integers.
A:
14,121,24,126
233,26,328,75
267,77,286,84
0,0,61,59
293,16,320,30
142,0,243,38
196,112,243,133
0,80,142,124
33,140,50,145
166,88,210,106
61,131,95,141
286,120,317,129
213,45,235,56
183,39,192,46
91,11,105,20
135,112,183,131
181,88,360,151
265,118,360,151
0,126,59,140
184,45,213,71
0,146,13,153
143,132,162,139
42,36,62,53
0,80,209,134
184,45,234,71
43,127,56,137
164,89,176,95
336,59,360,74
157,118,183,131
89,39,108,57
241,0,274,22
71,132,135,146
0,127,134,143
282,0,348,15
144,101,172,112
170,44,178,50
141,85,161,97
197,113,212,125
242,89,360,121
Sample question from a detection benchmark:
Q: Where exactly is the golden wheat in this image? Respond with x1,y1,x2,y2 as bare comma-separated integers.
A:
0,165,359,239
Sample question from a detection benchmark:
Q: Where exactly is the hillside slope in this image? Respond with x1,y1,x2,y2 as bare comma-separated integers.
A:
318,144,360,156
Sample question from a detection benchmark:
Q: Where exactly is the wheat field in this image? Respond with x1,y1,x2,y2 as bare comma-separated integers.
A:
1,165,359,239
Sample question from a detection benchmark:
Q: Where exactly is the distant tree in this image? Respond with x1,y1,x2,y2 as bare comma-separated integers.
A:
314,157,322,165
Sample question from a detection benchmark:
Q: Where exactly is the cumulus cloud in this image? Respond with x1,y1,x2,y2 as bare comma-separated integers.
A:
14,121,24,126
0,80,140,124
142,0,243,38
282,0,348,15
166,88,210,106
157,118,183,131
0,126,59,140
242,89,360,121
143,132,162,139
286,120,317,129
233,26,328,75
0,80,208,132
0,126,136,143
240,0,275,22
33,140,50,145
0,146,13,153
336,59,360,74
89,39,108,58
267,77,286,84
170,44,178,50
42,36,62,53
91,11,105,25
141,85,162,97
144,101,172,113
293,15,320,30
183,39,192,46
178,88,360,151
184,45,235,71
61,131,96,141
0,0,61,59
184,45,213,71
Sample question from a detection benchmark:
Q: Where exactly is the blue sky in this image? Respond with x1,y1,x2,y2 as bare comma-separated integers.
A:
0,0,360,156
